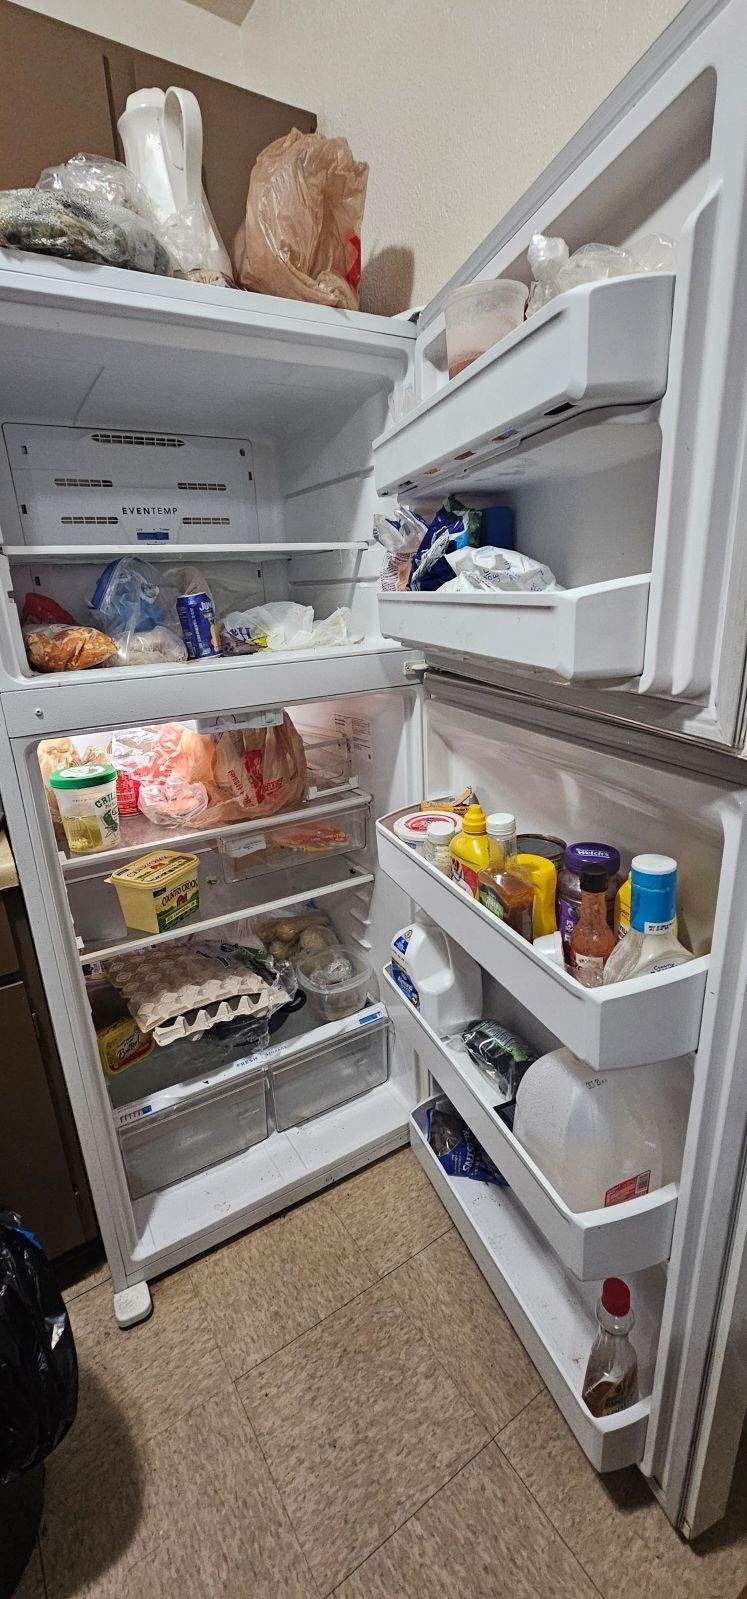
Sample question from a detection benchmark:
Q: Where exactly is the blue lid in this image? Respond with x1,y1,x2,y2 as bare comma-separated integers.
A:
630,853,677,931
480,505,516,549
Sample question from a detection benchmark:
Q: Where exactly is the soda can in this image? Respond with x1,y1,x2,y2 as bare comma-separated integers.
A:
176,592,221,659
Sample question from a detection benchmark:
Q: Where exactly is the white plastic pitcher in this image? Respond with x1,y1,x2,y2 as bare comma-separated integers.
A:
513,1048,688,1212
390,918,482,1033
118,86,232,279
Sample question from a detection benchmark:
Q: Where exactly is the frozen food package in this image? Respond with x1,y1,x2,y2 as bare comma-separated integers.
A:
526,230,676,315
120,627,187,666
373,509,427,592
426,1099,507,1184
24,622,118,673
233,128,367,309
88,558,178,665
460,1019,538,1097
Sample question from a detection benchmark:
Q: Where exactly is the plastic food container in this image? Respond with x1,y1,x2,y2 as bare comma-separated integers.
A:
107,849,200,935
295,945,376,1021
49,762,120,855
393,810,458,850
444,278,528,378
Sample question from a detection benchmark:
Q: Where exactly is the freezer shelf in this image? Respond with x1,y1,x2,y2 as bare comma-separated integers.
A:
72,854,374,962
411,1096,663,1472
385,968,677,1278
376,812,708,1069
372,274,674,497
378,576,650,683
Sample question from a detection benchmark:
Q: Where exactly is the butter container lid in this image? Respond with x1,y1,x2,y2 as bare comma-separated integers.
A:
109,850,199,889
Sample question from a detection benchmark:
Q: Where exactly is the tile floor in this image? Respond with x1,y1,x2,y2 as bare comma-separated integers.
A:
21,1148,746,1598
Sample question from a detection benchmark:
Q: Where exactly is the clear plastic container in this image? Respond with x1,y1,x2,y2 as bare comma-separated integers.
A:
218,801,367,882
444,278,528,379
49,762,120,855
270,1017,389,1130
295,945,376,1021
118,1069,268,1199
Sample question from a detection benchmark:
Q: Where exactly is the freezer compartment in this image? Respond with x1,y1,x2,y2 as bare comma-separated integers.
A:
411,1095,663,1472
387,970,677,1279
378,576,650,684
377,813,707,1069
118,1068,269,1200
373,275,674,498
270,1014,390,1130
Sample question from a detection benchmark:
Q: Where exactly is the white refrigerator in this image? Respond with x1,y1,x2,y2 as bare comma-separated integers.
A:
0,0,744,1543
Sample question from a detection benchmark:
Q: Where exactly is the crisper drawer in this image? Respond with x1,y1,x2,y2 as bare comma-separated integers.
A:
270,1017,390,1131
118,1068,268,1200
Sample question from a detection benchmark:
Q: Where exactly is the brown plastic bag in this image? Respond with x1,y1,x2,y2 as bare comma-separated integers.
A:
233,129,367,309
213,714,308,819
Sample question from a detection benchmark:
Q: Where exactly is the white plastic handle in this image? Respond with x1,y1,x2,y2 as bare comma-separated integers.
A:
162,87,203,208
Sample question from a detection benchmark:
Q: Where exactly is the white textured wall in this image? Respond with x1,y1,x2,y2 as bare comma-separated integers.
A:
12,0,246,84
240,0,686,312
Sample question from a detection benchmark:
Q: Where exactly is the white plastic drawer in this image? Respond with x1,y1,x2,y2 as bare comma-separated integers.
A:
270,1016,390,1131
118,1068,268,1199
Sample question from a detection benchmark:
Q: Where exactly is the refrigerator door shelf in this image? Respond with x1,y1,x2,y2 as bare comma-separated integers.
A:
372,274,674,498
377,813,708,1069
386,968,677,1280
378,575,650,684
411,1095,662,1473
72,854,374,963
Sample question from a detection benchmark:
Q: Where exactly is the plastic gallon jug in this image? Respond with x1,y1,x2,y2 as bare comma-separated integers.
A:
513,1047,680,1212
390,919,482,1033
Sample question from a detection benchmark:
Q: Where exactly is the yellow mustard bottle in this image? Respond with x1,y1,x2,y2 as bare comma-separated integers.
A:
449,803,490,898
513,852,557,938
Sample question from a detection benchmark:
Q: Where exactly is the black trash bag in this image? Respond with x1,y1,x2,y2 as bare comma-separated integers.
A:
0,1213,77,1484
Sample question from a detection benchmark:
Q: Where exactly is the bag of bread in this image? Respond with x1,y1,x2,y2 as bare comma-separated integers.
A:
24,622,117,672
213,713,307,819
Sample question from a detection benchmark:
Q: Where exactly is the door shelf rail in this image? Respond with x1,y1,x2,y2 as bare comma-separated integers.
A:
411,1095,660,1472
73,855,374,963
385,966,677,1279
378,574,650,684
376,809,708,1069
372,273,674,497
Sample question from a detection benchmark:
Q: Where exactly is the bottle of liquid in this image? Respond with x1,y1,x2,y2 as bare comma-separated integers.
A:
603,855,693,985
477,865,535,940
486,811,518,871
423,819,454,875
568,867,617,987
557,842,621,962
614,866,679,947
513,852,557,937
582,1278,639,1417
450,803,491,897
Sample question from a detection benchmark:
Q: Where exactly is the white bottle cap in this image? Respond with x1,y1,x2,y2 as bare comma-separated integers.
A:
631,853,677,875
486,811,516,837
427,819,455,840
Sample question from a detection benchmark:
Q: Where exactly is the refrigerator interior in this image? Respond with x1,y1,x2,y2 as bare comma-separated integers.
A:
18,685,423,1276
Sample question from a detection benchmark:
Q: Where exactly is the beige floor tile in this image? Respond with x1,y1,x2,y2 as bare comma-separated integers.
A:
13,1543,45,1599
239,1279,487,1594
337,1439,598,1598
328,1147,451,1276
187,1191,374,1377
500,1391,747,1599
388,1228,543,1434
60,1257,110,1305
41,1387,316,1599
67,1269,231,1446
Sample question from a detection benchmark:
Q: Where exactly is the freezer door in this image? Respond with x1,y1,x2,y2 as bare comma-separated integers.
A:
374,0,747,748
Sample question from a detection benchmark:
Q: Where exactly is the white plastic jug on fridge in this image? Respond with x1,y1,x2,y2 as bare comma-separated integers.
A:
513,1048,687,1212
118,86,233,281
390,918,482,1033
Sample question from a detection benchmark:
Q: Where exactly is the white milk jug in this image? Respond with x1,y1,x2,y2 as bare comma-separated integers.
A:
118,86,233,280
513,1047,687,1212
390,918,482,1033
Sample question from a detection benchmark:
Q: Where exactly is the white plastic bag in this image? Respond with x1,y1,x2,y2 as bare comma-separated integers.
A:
220,601,362,653
527,230,676,315
440,547,557,594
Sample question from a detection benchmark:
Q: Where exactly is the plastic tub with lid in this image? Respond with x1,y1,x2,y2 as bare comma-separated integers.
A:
49,763,120,855
295,945,376,1021
444,278,528,379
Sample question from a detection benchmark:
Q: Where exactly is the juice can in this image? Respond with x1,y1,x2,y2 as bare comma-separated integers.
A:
176,592,220,658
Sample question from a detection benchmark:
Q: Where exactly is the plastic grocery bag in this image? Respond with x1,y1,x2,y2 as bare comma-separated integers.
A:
213,713,308,819
221,601,361,652
233,129,367,309
88,558,187,665
0,1214,78,1483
